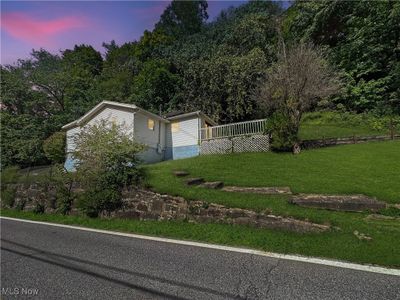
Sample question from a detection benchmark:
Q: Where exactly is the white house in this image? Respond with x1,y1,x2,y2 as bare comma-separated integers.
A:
62,101,216,171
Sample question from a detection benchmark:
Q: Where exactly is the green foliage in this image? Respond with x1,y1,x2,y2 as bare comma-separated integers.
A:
43,132,66,164
1,166,20,183
73,121,146,217
131,59,180,112
1,0,399,169
285,0,400,113
0,186,16,208
50,164,76,215
379,207,400,218
266,112,297,151
155,0,208,37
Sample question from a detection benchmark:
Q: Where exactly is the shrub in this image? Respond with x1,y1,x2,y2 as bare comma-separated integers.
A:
1,186,16,208
1,166,20,183
266,112,298,152
73,120,146,217
50,164,76,215
43,131,66,164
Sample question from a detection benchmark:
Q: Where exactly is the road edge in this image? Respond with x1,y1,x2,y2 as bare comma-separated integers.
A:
1,216,399,276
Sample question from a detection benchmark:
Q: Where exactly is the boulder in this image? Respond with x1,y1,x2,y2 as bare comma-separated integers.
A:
173,170,189,177
200,181,224,189
185,178,205,186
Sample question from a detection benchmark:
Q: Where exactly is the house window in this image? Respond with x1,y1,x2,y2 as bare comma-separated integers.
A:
171,121,180,133
148,118,155,130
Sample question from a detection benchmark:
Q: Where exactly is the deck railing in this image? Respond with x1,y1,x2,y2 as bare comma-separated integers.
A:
199,118,267,141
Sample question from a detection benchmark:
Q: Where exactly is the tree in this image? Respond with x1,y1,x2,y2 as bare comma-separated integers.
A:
73,121,146,217
131,59,180,113
257,42,341,152
284,1,400,113
155,0,208,37
43,131,66,164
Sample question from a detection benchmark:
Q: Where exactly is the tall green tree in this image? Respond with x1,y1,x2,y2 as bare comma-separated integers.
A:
155,0,208,37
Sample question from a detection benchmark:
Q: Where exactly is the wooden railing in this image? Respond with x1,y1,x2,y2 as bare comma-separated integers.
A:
199,119,267,141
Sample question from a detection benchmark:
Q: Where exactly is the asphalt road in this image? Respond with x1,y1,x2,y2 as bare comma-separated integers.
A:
1,218,399,300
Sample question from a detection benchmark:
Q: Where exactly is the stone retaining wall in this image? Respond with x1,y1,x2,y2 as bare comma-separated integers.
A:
1,184,329,233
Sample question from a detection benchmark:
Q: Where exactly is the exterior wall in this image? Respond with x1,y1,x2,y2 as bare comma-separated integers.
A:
64,105,167,169
166,115,201,160
134,111,165,163
86,106,134,134
64,127,80,171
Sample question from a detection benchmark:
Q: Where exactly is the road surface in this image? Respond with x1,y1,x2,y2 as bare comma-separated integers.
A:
1,218,399,299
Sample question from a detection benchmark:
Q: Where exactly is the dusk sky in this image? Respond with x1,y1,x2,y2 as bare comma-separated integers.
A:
1,1,249,65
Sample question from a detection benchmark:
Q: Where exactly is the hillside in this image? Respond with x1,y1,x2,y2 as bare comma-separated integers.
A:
146,141,400,205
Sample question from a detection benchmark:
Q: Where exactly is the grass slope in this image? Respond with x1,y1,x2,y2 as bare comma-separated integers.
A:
146,141,400,204
140,141,400,267
298,111,396,140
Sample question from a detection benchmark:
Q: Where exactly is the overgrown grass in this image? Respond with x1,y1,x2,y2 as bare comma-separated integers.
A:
299,111,398,140
1,209,399,268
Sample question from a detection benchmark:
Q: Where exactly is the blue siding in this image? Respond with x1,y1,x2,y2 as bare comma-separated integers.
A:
172,145,199,160
165,147,173,160
64,153,77,172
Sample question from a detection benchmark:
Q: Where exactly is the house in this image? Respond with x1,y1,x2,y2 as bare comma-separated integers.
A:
62,101,217,171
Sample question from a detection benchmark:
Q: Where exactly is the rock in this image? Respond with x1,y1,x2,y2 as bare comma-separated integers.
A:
290,194,387,212
222,186,292,194
256,214,330,233
353,230,372,241
200,181,224,189
173,170,189,177
185,177,205,186
136,202,148,211
364,214,398,221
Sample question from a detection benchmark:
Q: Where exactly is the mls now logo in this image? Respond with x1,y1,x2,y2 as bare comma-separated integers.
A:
1,287,39,296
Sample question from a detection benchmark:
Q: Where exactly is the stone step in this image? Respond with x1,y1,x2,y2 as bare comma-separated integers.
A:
290,194,387,212
222,186,292,195
200,181,224,189
185,177,205,186
173,170,189,177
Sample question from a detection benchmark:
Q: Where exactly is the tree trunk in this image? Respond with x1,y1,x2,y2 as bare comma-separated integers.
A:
293,142,301,154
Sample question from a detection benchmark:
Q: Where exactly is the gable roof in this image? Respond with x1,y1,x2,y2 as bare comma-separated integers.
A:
62,101,218,130
166,111,217,126
62,101,169,130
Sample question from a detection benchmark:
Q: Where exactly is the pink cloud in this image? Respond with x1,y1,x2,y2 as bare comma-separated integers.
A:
1,12,87,47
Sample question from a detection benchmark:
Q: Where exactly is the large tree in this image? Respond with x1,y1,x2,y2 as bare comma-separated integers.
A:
155,0,208,37
284,0,400,113
257,42,341,152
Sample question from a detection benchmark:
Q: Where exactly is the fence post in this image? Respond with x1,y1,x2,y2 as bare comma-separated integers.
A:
390,118,394,140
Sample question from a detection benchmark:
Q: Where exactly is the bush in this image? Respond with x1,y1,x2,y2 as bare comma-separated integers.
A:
73,121,146,217
43,131,66,164
266,112,298,152
1,186,16,208
50,164,76,215
1,166,20,183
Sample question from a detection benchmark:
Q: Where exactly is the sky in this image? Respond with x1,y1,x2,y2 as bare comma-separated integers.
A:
1,1,249,65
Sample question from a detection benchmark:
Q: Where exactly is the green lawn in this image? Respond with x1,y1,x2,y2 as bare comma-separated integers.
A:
145,141,400,204
299,111,395,140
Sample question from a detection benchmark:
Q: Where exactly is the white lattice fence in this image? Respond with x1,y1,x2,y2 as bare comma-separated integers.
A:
200,134,270,155
200,138,232,155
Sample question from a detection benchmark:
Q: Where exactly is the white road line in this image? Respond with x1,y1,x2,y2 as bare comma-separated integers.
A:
1,216,399,276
